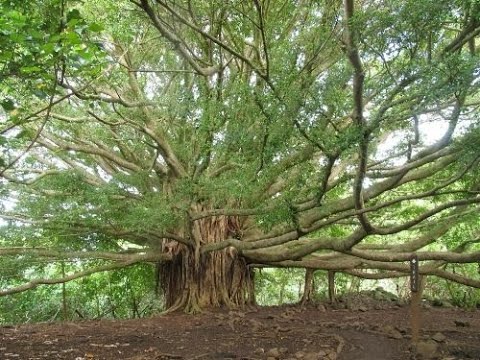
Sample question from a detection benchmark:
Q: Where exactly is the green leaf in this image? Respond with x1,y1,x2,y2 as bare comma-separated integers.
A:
20,66,42,74
6,10,26,25
67,9,82,22
78,50,93,61
88,23,104,32
41,43,55,54
15,129,32,139
1,99,15,111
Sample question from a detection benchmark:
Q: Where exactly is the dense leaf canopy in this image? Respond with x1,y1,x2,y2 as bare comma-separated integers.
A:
1,0,480,301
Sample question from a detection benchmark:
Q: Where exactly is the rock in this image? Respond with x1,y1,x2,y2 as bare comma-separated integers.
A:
389,329,403,339
253,347,264,354
249,319,263,332
381,324,403,339
416,340,438,359
331,302,346,310
442,301,454,308
276,326,292,333
351,321,366,330
279,347,289,354
228,310,245,318
325,348,337,360
373,287,399,301
327,353,337,360
294,351,306,359
454,319,470,327
317,304,326,312
358,305,368,312
267,347,281,358
304,352,320,360
432,299,454,308
422,301,432,309
431,332,446,343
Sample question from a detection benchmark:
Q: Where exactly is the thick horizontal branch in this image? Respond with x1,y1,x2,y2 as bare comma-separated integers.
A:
0,247,171,262
0,257,160,297
371,197,480,237
347,249,480,263
201,230,299,254
263,258,480,288
344,269,406,280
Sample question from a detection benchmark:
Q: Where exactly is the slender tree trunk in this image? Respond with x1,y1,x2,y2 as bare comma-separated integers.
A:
159,209,255,313
131,296,139,318
61,262,68,320
328,270,336,303
300,268,315,305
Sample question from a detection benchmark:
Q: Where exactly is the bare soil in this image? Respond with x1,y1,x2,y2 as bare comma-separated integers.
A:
1,302,479,360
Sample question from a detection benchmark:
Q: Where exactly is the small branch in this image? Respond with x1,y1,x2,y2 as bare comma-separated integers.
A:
252,0,270,77
129,68,196,73
0,75,58,177
372,196,480,237
154,0,268,80
37,132,142,173
134,0,220,77
191,205,277,221
59,82,154,108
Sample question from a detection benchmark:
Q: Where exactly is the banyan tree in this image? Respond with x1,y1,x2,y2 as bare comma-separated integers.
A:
1,0,480,312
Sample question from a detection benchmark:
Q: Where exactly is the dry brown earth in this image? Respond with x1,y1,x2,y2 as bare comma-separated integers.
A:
1,303,479,360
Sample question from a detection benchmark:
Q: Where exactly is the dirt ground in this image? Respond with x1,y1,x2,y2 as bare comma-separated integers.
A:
1,301,479,360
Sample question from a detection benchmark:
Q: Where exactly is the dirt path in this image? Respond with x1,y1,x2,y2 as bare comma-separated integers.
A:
1,305,479,359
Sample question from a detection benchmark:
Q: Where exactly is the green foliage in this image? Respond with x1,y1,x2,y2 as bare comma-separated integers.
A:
0,0,105,101
255,268,305,305
0,260,162,324
255,269,377,305
425,264,480,308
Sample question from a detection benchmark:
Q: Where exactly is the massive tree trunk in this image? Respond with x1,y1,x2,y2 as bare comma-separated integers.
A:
159,212,255,313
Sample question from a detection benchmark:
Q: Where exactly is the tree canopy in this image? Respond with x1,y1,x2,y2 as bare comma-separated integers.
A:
1,0,480,312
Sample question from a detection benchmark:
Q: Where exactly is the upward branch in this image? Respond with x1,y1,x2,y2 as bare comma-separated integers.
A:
343,0,373,236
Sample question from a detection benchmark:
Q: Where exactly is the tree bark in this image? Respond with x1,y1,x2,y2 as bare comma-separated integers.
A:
159,211,255,313
300,268,315,305
328,270,336,303
61,262,68,320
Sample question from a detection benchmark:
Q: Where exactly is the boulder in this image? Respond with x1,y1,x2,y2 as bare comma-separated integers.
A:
415,340,438,359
